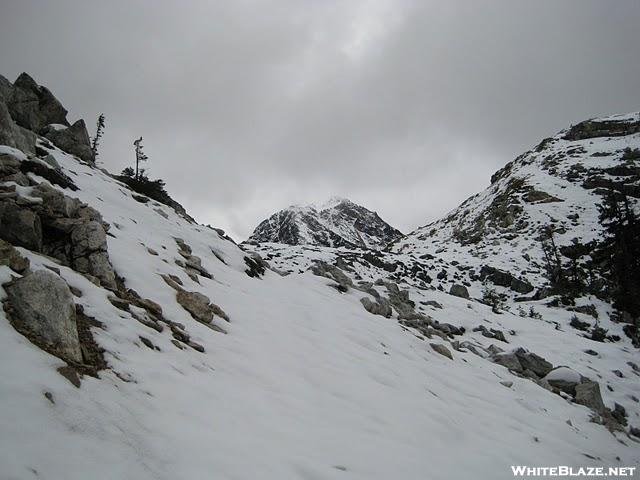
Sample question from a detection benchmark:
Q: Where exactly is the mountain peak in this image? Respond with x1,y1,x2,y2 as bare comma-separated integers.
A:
314,196,351,211
247,198,401,249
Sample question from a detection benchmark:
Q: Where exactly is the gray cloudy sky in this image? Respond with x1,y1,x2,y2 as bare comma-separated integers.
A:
1,1,639,240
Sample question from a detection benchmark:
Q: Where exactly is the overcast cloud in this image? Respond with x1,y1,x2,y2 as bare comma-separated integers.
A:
1,0,639,240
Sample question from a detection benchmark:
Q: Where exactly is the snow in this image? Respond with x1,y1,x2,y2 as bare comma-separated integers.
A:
0,113,639,479
0,144,28,160
546,367,582,384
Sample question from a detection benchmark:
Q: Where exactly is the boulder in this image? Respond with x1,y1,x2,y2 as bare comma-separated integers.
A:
492,351,523,372
544,367,583,395
513,348,553,378
449,284,470,299
0,202,42,251
0,238,30,273
360,297,392,318
176,289,215,324
574,381,606,415
430,343,453,360
42,120,94,163
4,270,81,362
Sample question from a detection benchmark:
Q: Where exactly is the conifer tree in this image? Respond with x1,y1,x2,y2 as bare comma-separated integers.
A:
91,114,105,158
133,137,148,180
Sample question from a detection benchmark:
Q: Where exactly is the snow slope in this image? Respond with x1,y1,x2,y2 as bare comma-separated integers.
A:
1,118,639,480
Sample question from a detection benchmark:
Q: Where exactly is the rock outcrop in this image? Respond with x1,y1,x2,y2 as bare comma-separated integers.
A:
41,120,94,164
0,153,116,289
6,72,69,132
0,73,94,163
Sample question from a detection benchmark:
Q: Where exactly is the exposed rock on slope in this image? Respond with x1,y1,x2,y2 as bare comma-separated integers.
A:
247,196,402,249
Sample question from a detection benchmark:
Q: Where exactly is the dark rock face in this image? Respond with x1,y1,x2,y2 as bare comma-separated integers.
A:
480,266,533,294
564,118,640,141
0,201,42,251
248,198,402,250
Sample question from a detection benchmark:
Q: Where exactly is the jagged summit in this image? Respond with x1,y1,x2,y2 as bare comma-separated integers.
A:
247,197,402,249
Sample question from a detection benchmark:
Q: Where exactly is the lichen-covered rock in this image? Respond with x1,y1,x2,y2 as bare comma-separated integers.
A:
4,270,81,362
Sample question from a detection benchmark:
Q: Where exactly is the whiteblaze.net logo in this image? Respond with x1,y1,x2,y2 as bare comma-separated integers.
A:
511,466,636,477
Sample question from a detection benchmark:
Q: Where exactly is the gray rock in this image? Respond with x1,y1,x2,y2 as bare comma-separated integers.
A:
7,73,68,132
32,183,82,218
0,74,12,101
430,343,453,360
41,154,61,170
575,381,606,415
513,348,553,378
544,367,583,395
0,100,36,154
449,284,470,299
0,238,30,273
0,202,42,251
492,352,523,372
4,270,81,362
360,297,392,318
42,120,94,163
176,289,214,324
70,221,116,289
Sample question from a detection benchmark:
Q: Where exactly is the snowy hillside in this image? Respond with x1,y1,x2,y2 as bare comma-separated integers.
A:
1,74,639,480
247,196,402,249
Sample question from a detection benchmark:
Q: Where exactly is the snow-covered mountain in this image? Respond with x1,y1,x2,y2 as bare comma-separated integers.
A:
247,196,402,249
1,74,639,480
